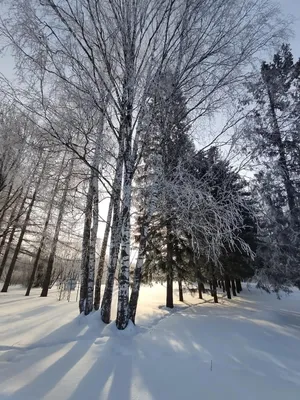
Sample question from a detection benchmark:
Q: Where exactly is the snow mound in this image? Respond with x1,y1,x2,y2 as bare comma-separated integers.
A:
102,319,137,337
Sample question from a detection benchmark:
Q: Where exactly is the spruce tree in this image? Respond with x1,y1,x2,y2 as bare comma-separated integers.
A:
240,44,300,292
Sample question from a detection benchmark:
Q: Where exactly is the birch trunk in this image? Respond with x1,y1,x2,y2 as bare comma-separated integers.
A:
84,170,99,315
26,152,67,296
101,146,123,324
78,180,92,312
79,118,103,314
116,169,132,330
94,196,113,310
41,158,74,297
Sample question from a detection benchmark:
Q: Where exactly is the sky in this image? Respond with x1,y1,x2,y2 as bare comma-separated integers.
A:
280,0,300,56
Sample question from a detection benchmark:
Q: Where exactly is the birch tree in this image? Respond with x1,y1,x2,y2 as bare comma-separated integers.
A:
0,0,288,328
94,196,113,311
79,112,104,315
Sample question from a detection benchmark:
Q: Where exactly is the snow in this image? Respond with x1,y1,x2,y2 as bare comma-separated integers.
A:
1,284,300,399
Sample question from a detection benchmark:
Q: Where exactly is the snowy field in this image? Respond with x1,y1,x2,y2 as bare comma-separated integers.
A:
1,284,300,400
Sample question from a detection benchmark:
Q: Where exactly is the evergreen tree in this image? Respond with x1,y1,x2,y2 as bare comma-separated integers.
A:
131,70,194,310
187,147,256,300
240,44,300,292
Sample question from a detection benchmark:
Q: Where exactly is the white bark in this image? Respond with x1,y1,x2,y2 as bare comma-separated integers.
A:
84,161,99,314
116,168,132,329
101,145,124,323
94,195,113,310
79,109,105,314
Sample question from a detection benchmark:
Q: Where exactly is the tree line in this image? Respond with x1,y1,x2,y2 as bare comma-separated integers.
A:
0,0,299,330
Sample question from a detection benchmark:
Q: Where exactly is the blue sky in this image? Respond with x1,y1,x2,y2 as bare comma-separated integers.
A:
280,0,300,55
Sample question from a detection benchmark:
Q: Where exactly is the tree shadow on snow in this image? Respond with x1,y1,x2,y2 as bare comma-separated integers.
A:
2,290,300,400
68,335,134,400
1,311,105,397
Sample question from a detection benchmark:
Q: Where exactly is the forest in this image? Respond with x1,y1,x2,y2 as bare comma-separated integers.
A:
0,0,299,333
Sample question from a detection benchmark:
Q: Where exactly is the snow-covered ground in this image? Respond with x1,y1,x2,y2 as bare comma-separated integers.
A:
1,283,300,400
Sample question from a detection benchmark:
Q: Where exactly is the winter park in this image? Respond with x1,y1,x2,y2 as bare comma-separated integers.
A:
1,0,300,399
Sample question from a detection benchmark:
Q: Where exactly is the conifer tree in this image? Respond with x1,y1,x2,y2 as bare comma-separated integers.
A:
240,44,300,292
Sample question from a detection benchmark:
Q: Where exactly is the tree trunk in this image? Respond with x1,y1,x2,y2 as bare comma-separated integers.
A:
26,152,67,296
236,279,242,292
166,273,173,308
128,245,145,324
101,148,123,324
197,280,203,299
221,280,225,293
166,224,173,309
129,223,148,323
78,182,92,312
0,183,13,230
116,168,132,330
197,269,203,299
236,279,241,294
178,280,183,302
225,276,231,299
212,278,218,303
128,173,159,323
94,196,113,310
0,226,16,280
79,120,103,314
0,198,23,280
231,279,237,296
84,170,99,315
0,192,22,259
33,263,44,288
41,158,74,297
